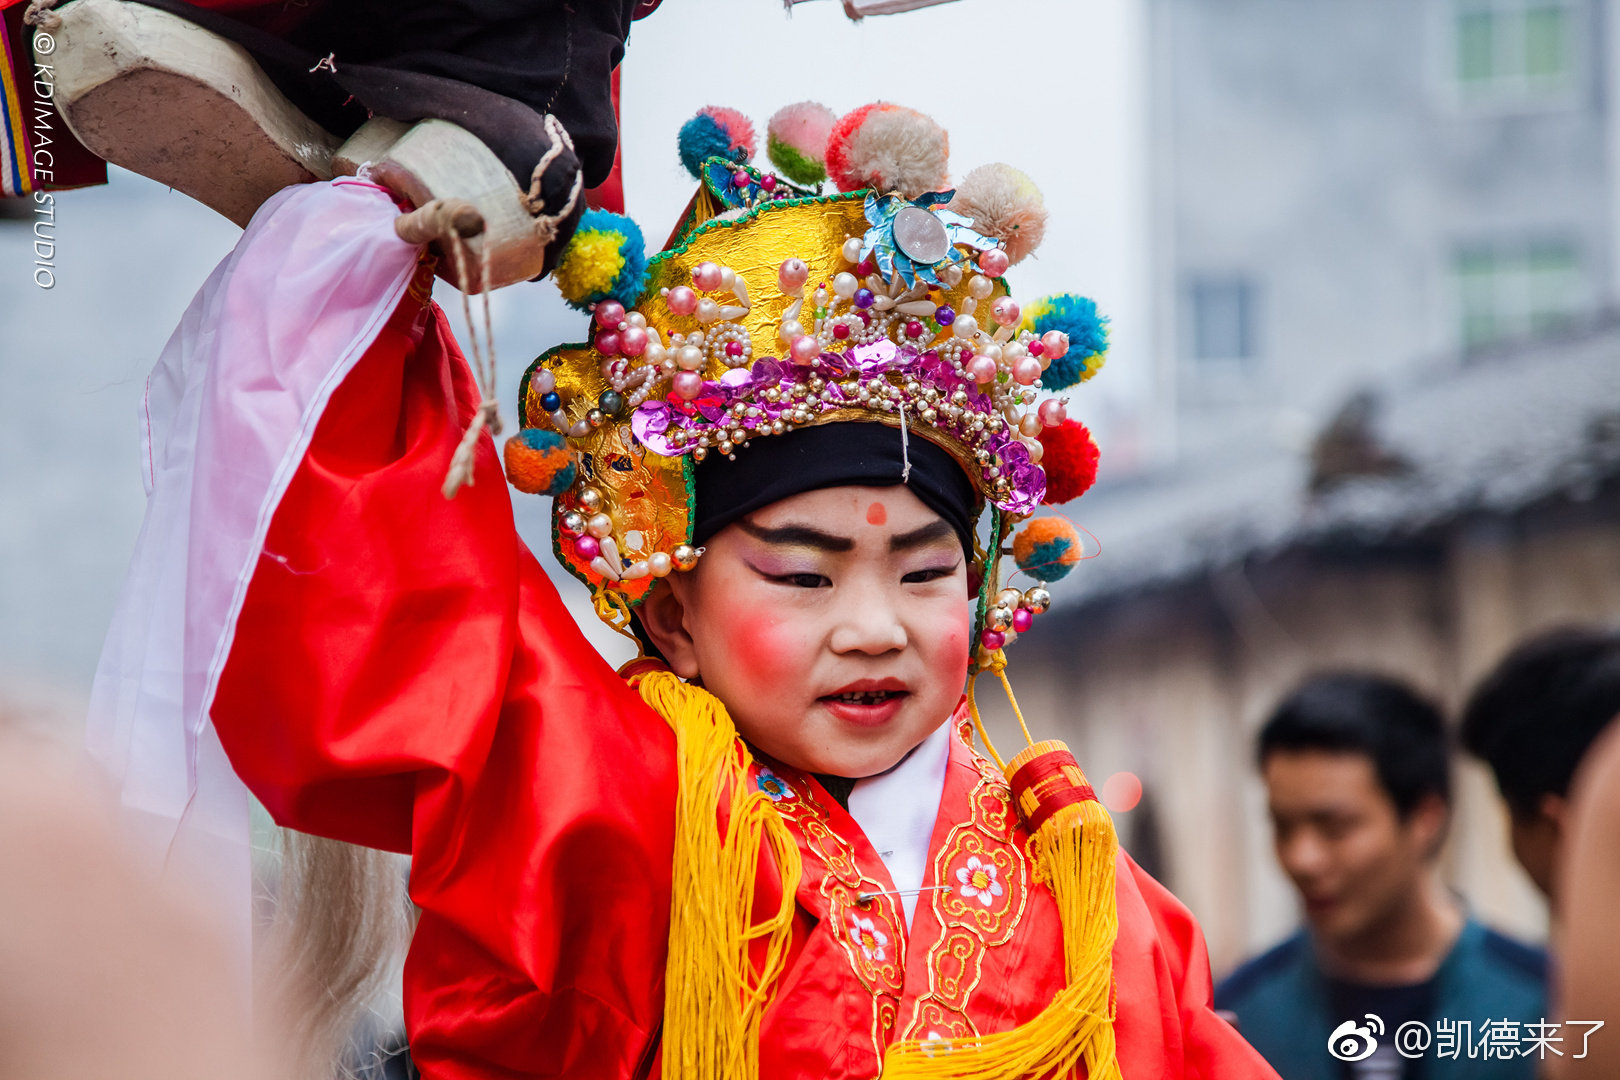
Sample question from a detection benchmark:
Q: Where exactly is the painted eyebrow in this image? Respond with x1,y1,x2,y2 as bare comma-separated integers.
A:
736,518,855,552
889,519,958,553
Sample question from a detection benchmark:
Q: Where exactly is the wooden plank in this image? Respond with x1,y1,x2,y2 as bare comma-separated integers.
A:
46,0,338,226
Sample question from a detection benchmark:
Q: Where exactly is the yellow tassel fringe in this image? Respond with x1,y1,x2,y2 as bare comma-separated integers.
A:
631,658,1119,1080
632,670,802,1080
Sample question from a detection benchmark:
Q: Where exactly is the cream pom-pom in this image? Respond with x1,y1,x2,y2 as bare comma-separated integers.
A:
950,163,1048,264
828,104,950,200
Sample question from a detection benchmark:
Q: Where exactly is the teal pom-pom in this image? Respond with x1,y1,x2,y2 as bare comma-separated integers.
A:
1024,294,1109,391
552,209,647,312
679,114,741,179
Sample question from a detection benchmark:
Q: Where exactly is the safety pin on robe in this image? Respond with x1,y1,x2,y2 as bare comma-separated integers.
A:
856,884,953,905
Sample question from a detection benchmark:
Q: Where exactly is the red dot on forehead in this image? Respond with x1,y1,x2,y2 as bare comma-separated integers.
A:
866,501,888,526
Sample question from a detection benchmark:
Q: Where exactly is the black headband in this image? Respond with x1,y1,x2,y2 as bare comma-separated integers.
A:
692,422,980,553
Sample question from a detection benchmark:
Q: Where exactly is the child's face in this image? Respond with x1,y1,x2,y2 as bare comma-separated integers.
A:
641,484,973,777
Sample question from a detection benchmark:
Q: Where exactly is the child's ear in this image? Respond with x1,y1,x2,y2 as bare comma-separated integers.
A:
638,577,701,680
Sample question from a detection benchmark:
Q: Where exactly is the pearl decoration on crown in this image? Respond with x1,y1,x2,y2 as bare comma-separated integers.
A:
528,194,1095,614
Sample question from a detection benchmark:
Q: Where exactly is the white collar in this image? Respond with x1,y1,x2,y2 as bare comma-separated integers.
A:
846,720,954,929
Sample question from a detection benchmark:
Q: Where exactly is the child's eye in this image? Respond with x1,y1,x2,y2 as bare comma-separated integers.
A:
901,566,956,584
773,572,831,589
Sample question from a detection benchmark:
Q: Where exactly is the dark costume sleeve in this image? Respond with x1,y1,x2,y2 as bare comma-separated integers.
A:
210,286,677,1079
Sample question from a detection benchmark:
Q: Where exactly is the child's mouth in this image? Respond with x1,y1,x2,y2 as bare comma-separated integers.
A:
828,690,902,705
818,687,910,726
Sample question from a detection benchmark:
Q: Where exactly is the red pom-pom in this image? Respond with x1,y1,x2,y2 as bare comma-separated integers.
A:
1037,419,1100,504
825,103,889,192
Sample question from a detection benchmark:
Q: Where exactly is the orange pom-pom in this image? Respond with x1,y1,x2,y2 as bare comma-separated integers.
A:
1012,516,1083,582
504,429,577,496
1037,419,1100,505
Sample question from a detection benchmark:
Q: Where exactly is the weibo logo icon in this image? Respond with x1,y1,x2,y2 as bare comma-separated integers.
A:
1328,1014,1385,1062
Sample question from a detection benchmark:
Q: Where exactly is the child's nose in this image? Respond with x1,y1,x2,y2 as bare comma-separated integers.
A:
827,595,907,655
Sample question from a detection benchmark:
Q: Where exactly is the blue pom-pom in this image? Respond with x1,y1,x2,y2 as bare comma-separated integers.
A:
677,107,755,181
1025,294,1109,391
679,114,738,179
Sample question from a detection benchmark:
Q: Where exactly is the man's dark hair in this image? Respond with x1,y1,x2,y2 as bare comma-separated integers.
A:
1258,673,1451,816
1460,626,1620,818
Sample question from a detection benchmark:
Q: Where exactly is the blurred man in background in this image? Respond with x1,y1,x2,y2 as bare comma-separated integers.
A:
1217,674,1544,1080
1460,626,1620,905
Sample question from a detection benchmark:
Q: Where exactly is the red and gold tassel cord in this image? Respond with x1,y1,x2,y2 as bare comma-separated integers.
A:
881,651,1123,1080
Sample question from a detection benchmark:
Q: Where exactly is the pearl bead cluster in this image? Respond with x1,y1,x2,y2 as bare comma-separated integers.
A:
539,260,762,445
624,239,1080,507
777,240,1079,468
980,585,1052,651
707,323,754,369
556,482,702,583
537,225,1078,589
656,262,754,402
537,259,762,582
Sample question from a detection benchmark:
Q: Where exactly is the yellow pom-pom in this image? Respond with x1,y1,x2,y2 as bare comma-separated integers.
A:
553,230,627,307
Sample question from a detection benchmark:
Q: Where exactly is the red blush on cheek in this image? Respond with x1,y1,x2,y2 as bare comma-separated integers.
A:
866,501,888,526
723,609,803,685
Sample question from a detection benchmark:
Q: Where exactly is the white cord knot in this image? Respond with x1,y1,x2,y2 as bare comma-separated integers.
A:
523,114,584,248
438,231,501,500
441,399,502,499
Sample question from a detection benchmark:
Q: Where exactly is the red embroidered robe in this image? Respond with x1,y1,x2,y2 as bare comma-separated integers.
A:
207,271,1280,1080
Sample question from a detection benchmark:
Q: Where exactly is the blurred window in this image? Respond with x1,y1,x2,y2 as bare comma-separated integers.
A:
1452,0,1577,102
1189,276,1257,365
1454,241,1580,350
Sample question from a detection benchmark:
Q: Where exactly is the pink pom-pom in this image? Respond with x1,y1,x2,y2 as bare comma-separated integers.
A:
826,103,949,199
950,163,1048,265
768,101,836,159
699,105,757,158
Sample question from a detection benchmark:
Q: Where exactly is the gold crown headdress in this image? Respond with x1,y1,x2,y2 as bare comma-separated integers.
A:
507,102,1108,656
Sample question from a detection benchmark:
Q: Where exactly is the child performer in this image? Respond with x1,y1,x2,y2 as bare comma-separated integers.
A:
118,102,1280,1079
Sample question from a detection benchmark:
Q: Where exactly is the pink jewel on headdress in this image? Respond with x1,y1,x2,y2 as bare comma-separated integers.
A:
850,338,898,369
